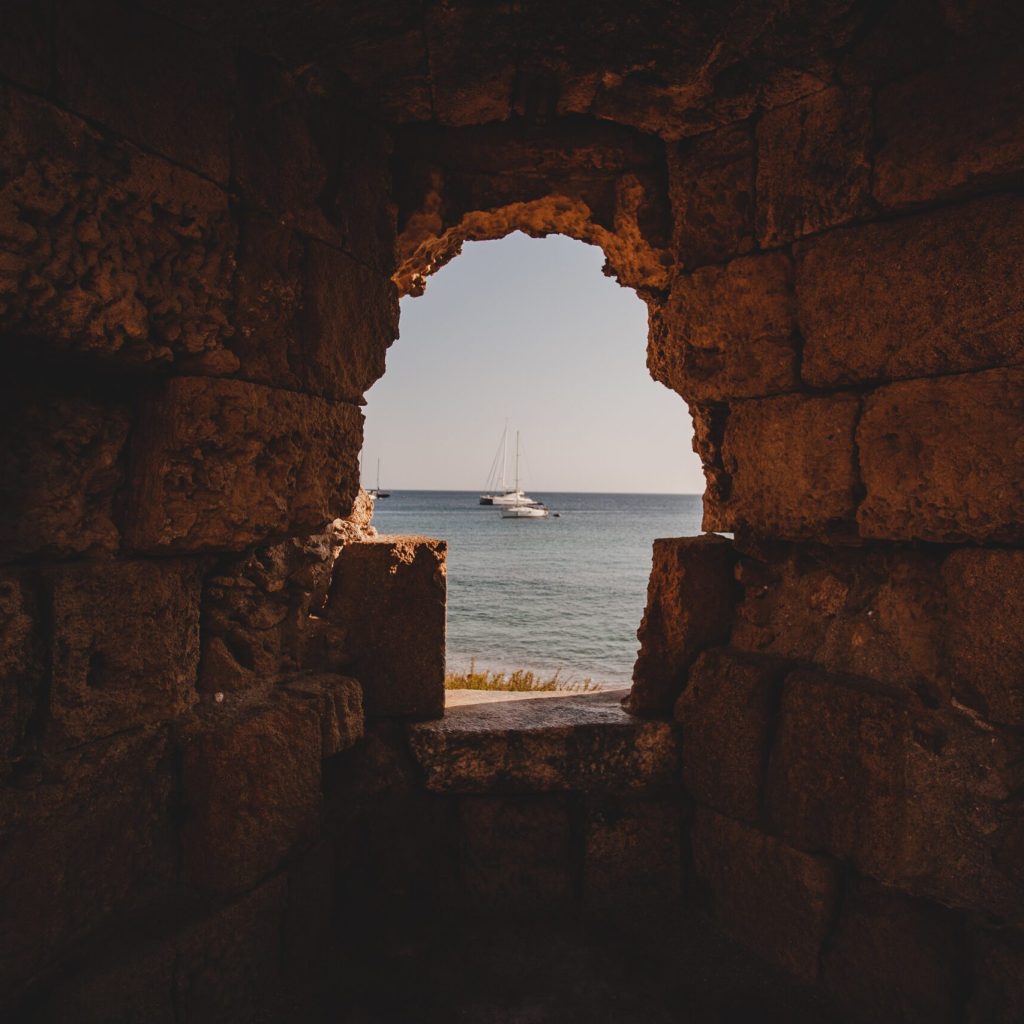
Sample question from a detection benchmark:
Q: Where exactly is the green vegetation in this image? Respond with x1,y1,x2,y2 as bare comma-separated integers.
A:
445,660,600,692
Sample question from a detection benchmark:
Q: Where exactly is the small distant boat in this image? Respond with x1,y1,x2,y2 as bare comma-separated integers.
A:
479,423,533,506
498,431,549,520
367,458,390,499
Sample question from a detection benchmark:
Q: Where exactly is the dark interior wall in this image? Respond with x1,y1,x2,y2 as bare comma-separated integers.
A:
1,1,1023,1021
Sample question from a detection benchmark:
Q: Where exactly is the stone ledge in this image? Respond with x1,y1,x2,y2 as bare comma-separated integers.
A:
407,689,680,794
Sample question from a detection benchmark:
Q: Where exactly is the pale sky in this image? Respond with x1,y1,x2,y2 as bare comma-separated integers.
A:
362,232,704,494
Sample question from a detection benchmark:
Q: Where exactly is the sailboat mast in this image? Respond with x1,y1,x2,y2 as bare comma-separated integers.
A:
376,457,381,492
514,430,520,493
500,424,508,493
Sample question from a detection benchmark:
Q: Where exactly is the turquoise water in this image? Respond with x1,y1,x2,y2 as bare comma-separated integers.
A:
370,491,704,686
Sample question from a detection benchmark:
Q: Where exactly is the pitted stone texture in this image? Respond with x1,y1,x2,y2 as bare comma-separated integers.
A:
650,253,798,402
857,369,1024,544
127,377,363,554
668,122,754,269
408,689,679,794
45,559,203,750
691,807,838,983
55,0,234,183
460,796,572,910
425,2,516,126
583,796,684,908
393,120,671,295
0,388,130,562
0,574,43,769
0,728,176,1002
797,197,1024,387
324,536,446,718
201,532,344,694
731,542,947,706
875,56,1024,209
627,535,736,715
689,402,730,532
766,671,1024,921
822,881,963,1024
284,674,365,757
675,648,785,823
720,393,860,540
942,549,1024,727
755,85,872,247
180,697,322,896
300,239,399,401
232,53,394,268
0,85,235,368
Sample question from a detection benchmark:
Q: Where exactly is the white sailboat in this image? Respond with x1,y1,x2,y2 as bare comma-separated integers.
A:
367,457,390,499
500,432,549,519
479,423,529,506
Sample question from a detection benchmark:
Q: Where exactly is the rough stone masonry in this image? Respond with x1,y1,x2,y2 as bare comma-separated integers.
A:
1,1,1023,1021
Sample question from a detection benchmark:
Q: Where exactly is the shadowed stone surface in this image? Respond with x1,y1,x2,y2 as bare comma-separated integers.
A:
627,535,737,714
325,536,447,718
857,369,1024,544
409,689,679,794
126,377,363,553
692,806,839,983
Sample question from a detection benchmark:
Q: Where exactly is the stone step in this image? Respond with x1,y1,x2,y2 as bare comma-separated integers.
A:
406,688,680,794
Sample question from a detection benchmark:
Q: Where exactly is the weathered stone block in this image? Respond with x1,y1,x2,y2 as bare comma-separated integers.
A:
822,881,962,1024
231,210,306,392
300,239,398,401
626,535,736,715
689,402,731,532
691,807,838,983
0,729,177,1002
460,796,572,910
55,0,234,183
583,796,683,908
408,690,679,794
324,536,446,718
857,370,1024,544
126,377,363,553
174,875,288,1024
875,58,1024,209
720,393,860,540
797,196,1024,387
649,253,798,402
284,674,365,757
765,671,907,871
180,699,321,895
0,573,43,768
766,671,1024,920
675,648,784,823
755,86,872,246
668,122,754,268
942,549,1024,727
0,388,130,562
0,85,235,367
45,559,203,750
199,531,344,694
232,53,394,268
731,543,947,704
425,3,516,126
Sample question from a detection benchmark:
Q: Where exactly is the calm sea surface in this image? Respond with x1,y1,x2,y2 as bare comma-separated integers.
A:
371,491,703,686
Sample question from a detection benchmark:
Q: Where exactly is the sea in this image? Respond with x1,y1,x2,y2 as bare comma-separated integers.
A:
370,491,704,687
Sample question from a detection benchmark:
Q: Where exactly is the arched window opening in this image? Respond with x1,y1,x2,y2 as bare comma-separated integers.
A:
362,232,705,705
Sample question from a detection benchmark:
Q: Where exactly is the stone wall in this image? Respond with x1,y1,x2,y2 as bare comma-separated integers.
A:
0,4,404,1017
2,1,1023,1020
